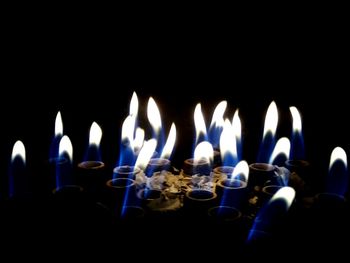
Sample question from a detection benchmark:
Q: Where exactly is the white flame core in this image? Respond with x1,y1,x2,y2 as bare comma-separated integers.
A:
160,123,176,159
220,119,237,162
290,106,302,134
89,122,102,147
269,137,291,164
232,110,241,143
209,100,227,129
329,147,347,170
135,139,157,170
231,160,249,182
133,127,145,152
269,186,295,210
129,92,139,117
59,135,73,162
147,97,162,134
55,111,63,137
194,141,213,164
263,101,278,139
194,103,207,143
121,115,136,145
11,140,26,163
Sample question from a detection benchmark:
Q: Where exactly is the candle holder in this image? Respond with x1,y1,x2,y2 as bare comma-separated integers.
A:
183,189,217,218
215,179,248,209
183,158,211,176
207,205,241,222
212,166,234,182
145,158,171,177
77,160,106,197
113,165,141,180
248,163,276,189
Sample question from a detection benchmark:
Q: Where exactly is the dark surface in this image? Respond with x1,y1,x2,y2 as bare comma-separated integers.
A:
1,9,349,259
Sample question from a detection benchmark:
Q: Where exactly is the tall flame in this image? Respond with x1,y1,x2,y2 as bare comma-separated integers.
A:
133,127,145,152
121,115,136,145
263,101,278,139
194,103,207,144
329,147,347,170
209,100,227,128
160,123,176,159
290,106,302,134
129,92,138,118
194,141,213,164
11,140,26,163
232,110,241,143
135,139,157,171
220,119,237,165
147,97,162,135
269,137,291,164
89,122,102,147
231,160,249,182
55,111,63,137
59,135,73,163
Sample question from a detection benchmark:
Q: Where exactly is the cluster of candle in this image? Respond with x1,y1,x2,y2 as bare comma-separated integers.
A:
4,92,349,247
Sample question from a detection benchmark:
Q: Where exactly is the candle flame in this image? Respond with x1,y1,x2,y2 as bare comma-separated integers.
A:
121,115,136,145
209,100,227,129
133,127,145,152
220,119,237,164
11,140,26,163
232,110,241,143
263,101,278,139
147,97,162,134
290,106,302,134
194,103,207,144
135,139,157,171
89,122,102,147
269,137,291,164
269,186,295,210
59,135,73,162
231,160,249,182
160,123,176,159
55,111,63,137
129,92,139,117
194,141,213,164
329,147,347,170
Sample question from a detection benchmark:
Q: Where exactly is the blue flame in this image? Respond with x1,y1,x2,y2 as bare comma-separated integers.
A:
8,156,26,198
327,159,348,196
219,179,246,208
118,139,136,167
84,144,101,162
222,152,238,167
208,124,223,149
49,135,62,160
257,132,276,163
55,154,73,190
290,132,305,160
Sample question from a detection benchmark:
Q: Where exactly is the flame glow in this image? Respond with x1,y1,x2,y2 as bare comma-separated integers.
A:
133,127,145,152
194,103,207,144
232,110,241,142
121,115,136,145
89,122,102,147
55,111,63,137
160,123,176,159
220,119,237,163
329,147,347,170
129,92,139,117
11,140,26,163
269,186,295,209
231,160,249,182
263,101,278,139
135,139,157,170
209,101,227,128
147,97,162,134
290,106,302,134
194,141,213,164
269,137,291,164
59,135,73,162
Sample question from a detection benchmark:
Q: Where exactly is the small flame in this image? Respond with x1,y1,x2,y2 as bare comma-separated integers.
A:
220,119,237,164
147,97,162,134
133,127,145,152
209,101,227,129
232,110,241,143
121,115,136,145
231,160,249,182
160,123,176,159
135,139,157,170
194,141,213,164
89,122,102,147
129,92,139,117
194,103,207,144
55,111,63,137
59,135,73,162
263,101,278,139
290,106,302,134
269,186,295,209
11,140,26,163
269,137,291,164
329,147,347,170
